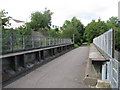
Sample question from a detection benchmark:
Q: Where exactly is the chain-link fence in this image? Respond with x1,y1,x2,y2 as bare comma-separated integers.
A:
1,34,72,54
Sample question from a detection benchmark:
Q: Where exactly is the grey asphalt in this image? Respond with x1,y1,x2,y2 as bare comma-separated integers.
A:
5,45,89,88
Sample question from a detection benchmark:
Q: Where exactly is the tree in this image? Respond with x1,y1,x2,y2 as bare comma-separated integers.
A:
30,8,53,31
62,17,84,45
49,28,61,38
84,19,109,43
106,16,120,51
115,28,120,51
17,23,32,35
0,10,11,29
106,17,119,29
43,8,53,29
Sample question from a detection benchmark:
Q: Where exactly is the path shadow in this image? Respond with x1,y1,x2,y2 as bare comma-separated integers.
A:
81,43,88,47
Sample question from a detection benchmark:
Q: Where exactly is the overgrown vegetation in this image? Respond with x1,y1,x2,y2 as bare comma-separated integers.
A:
0,9,120,51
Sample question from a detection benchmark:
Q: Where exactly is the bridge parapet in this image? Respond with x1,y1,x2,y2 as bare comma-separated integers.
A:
93,29,120,89
0,34,74,87
1,34,72,54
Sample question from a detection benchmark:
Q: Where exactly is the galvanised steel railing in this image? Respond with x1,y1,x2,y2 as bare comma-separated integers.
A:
93,29,113,58
93,29,120,89
0,34,72,54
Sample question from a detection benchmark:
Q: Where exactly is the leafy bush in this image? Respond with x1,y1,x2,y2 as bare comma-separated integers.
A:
74,44,79,48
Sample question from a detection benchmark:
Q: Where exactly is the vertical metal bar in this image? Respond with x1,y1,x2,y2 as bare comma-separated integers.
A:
52,38,53,45
112,29,115,58
12,34,14,52
118,62,120,90
59,38,60,45
32,36,34,48
44,37,45,46
102,62,106,80
73,34,74,44
10,35,13,51
22,36,23,49
39,37,40,47
49,38,50,46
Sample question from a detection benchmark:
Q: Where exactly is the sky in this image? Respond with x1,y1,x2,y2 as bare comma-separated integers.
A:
0,0,120,28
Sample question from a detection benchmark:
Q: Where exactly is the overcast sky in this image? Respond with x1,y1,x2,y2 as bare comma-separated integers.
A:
1,0,120,27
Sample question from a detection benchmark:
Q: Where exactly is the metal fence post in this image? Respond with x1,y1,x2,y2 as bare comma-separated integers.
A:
112,29,115,58
32,36,34,48
39,37,41,47
10,35,13,52
23,36,25,49
118,62,120,90
49,38,50,46
45,37,46,46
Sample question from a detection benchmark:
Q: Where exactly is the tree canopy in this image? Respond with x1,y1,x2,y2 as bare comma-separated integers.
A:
84,19,109,43
30,8,53,31
106,17,120,51
62,17,84,45
0,10,11,29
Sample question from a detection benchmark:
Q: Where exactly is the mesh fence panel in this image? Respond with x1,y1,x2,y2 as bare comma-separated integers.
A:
1,34,72,53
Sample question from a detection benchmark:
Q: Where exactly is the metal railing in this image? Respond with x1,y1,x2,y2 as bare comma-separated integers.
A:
93,29,120,89
93,29,113,58
0,34,72,54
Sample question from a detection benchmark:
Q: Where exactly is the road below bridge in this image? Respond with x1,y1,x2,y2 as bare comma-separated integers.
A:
5,45,89,88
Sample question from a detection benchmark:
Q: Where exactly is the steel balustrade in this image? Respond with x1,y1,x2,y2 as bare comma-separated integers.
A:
1,34,72,54
93,29,120,88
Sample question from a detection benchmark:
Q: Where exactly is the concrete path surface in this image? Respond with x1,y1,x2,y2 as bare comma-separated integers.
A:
5,45,89,88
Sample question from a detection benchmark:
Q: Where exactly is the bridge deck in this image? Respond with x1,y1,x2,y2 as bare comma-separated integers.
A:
5,45,89,88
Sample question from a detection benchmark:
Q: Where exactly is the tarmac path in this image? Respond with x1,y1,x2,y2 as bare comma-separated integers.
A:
5,45,89,88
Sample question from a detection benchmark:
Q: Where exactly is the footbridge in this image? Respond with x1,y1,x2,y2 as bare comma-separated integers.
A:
0,29,120,89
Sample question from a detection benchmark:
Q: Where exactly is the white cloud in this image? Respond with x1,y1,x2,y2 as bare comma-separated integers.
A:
0,0,119,27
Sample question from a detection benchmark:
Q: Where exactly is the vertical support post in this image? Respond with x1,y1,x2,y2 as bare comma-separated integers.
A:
14,56,18,71
11,56,17,71
38,51,41,61
102,62,107,80
73,34,74,44
32,36,34,48
41,50,45,60
23,36,25,49
11,34,14,52
23,54,27,68
118,62,120,90
52,48,55,55
10,35,13,51
49,38,50,46
56,38,58,45
112,29,115,58
53,38,54,45
45,38,46,46
39,38,40,47
118,1,120,25
59,38,60,45
41,38,43,47
35,52,39,61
